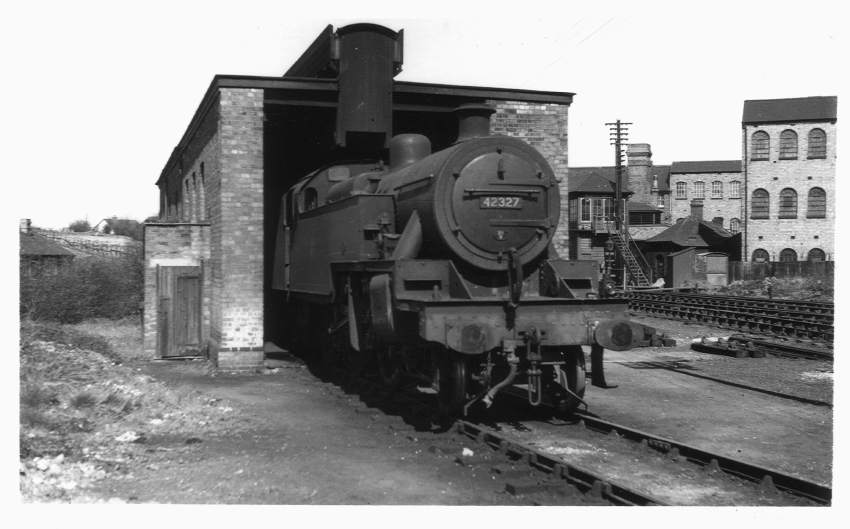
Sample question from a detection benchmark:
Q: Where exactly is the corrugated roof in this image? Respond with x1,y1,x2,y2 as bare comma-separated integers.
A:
670,160,742,174
20,233,75,256
742,96,837,124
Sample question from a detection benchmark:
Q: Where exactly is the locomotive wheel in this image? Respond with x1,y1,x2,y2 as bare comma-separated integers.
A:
376,345,403,387
438,352,468,417
555,347,587,415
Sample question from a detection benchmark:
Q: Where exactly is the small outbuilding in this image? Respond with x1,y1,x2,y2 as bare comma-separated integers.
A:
19,219,75,278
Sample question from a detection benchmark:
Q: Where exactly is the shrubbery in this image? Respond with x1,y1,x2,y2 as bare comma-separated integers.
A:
67,220,91,232
20,256,143,323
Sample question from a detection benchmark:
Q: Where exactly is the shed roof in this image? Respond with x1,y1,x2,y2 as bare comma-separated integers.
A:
742,96,837,125
645,217,732,247
670,160,742,174
20,233,75,257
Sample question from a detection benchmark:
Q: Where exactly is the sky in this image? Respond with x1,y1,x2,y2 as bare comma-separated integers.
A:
3,0,846,231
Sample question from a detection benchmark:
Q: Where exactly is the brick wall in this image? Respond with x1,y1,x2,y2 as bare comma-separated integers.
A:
142,223,211,357
744,121,835,261
213,88,265,369
670,171,745,231
489,100,570,256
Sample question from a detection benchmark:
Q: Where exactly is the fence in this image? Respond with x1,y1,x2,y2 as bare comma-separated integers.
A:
728,260,834,281
34,229,142,259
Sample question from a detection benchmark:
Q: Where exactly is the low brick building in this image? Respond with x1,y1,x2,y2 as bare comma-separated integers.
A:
144,23,573,369
742,96,837,262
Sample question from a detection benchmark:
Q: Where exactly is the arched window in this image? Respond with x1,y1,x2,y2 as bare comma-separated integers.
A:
807,248,826,262
693,181,705,199
676,182,687,199
711,181,723,198
807,187,826,218
729,218,741,234
751,188,769,219
751,131,769,160
808,128,826,159
778,188,797,218
779,129,798,159
779,248,797,262
199,162,207,220
303,187,318,212
183,179,191,221
752,249,770,263
730,180,741,199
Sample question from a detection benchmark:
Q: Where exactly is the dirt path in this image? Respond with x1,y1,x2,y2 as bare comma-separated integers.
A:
85,360,539,504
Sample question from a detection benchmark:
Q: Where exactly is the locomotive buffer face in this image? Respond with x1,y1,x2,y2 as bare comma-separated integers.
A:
274,124,645,416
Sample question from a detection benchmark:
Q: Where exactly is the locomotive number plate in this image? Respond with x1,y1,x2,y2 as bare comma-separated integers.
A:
480,196,522,209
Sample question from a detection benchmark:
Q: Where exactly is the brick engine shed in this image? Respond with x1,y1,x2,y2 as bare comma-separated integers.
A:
144,23,574,369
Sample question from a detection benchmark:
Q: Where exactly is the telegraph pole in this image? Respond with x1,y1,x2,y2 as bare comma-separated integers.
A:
605,120,632,290
605,120,632,231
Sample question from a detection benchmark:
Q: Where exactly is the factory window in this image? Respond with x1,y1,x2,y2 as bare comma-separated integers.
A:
751,131,769,160
751,249,770,263
808,128,826,159
778,188,797,219
779,130,798,159
779,248,797,262
693,181,705,199
751,189,769,219
675,182,687,199
807,187,826,218
729,218,741,234
711,181,723,198
730,180,741,198
807,248,826,262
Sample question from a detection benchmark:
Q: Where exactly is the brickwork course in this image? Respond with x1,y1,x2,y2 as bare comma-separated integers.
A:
742,97,836,262
489,100,569,256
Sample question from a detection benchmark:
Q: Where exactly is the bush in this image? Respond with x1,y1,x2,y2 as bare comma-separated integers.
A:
20,256,143,323
68,220,91,232
104,218,143,241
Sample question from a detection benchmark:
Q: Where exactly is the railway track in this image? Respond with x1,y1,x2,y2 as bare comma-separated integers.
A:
316,362,830,505
621,291,833,343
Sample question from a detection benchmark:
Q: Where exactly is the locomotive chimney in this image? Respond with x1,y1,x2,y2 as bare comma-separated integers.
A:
455,103,495,141
389,134,431,170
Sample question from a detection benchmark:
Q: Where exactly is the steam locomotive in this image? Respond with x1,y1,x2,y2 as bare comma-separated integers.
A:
272,104,645,416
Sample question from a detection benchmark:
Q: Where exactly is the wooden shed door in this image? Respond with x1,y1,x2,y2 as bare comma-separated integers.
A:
157,266,202,358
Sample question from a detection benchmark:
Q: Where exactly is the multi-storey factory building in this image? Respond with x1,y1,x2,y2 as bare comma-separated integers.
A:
742,96,837,263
